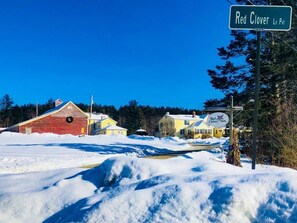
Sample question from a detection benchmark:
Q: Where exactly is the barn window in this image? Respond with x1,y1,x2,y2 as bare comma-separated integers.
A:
66,116,74,123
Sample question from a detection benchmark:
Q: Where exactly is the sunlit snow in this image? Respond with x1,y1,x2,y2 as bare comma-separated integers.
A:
0,132,296,223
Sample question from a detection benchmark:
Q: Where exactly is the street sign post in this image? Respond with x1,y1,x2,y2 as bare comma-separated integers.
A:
205,96,243,146
229,5,292,170
229,5,292,31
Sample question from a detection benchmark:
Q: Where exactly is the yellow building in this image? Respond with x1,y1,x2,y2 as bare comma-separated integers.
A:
158,112,224,139
185,121,213,139
212,128,224,138
86,113,127,136
158,112,206,138
96,125,127,136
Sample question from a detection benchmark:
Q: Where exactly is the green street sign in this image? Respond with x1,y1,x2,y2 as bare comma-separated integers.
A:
229,5,292,31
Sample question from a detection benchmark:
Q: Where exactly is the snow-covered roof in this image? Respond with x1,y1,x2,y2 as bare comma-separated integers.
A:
99,125,127,131
136,128,147,132
43,101,70,115
85,113,109,121
186,120,213,129
165,113,207,121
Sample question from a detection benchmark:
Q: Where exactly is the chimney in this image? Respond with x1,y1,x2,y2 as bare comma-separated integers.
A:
55,99,63,107
192,111,196,117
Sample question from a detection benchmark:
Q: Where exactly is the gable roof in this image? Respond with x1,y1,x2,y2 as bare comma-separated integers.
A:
165,113,208,121
186,120,213,130
43,101,69,115
96,125,127,131
9,101,87,128
85,112,116,123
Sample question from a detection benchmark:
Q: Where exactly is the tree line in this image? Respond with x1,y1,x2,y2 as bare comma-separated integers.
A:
207,0,297,169
0,95,198,136
2,0,296,170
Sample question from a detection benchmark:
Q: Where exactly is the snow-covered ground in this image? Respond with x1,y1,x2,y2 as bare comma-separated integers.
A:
0,132,296,223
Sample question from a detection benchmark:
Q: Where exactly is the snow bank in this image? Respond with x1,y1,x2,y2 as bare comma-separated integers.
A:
0,132,296,222
0,132,188,174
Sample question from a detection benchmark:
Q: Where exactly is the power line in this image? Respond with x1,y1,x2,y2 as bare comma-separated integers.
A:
226,0,234,5
271,32,297,52
247,0,255,5
280,0,297,18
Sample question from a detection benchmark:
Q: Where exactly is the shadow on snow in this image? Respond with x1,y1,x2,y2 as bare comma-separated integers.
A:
7,143,173,156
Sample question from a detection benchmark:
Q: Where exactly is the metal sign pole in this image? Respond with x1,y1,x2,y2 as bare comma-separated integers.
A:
252,31,261,170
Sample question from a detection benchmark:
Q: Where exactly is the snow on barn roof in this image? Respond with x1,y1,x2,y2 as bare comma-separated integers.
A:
41,101,87,117
43,101,70,114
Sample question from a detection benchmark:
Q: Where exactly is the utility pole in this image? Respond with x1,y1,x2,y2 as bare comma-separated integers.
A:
89,95,94,135
229,96,234,147
36,102,38,117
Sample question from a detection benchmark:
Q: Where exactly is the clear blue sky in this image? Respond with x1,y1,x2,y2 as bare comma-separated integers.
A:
0,0,232,109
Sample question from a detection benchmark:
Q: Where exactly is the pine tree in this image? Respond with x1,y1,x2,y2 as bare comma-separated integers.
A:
0,94,14,127
119,100,144,135
207,0,297,166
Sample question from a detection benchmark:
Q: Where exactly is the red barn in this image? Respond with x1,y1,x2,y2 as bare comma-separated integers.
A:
7,101,88,135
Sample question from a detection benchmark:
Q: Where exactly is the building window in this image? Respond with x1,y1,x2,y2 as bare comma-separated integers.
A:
25,127,32,134
180,129,185,135
66,116,74,123
184,120,189,125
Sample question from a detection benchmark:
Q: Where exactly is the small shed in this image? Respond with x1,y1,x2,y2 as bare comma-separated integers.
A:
135,128,148,136
6,101,88,135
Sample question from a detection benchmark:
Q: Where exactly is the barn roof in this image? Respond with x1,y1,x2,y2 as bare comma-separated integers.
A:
43,101,70,114
8,101,87,128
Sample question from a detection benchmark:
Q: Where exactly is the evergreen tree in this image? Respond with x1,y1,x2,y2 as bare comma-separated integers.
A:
3,95,200,137
0,94,14,127
207,0,297,167
119,100,144,135
39,98,55,115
